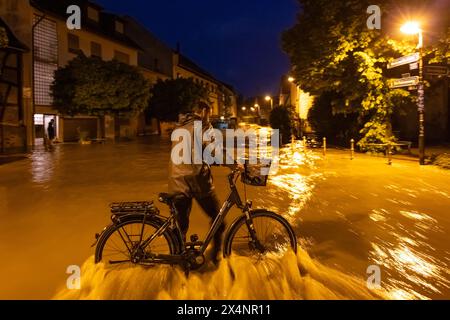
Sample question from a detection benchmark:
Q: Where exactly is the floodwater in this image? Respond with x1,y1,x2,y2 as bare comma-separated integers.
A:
1,137,449,300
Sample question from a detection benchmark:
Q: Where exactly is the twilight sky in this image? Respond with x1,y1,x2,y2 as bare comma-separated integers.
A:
96,0,299,97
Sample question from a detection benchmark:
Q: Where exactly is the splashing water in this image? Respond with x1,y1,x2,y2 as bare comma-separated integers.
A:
54,248,386,300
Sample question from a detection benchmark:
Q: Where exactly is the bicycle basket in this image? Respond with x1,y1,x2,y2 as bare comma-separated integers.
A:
241,161,271,187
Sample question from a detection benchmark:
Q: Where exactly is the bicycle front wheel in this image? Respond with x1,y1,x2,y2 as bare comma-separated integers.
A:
224,210,297,258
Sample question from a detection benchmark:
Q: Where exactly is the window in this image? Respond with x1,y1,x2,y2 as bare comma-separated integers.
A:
68,33,80,54
34,61,58,106
115,20,124,33
33,16,58,105
87,7,99,22
114,50,130,64
90,42,102,58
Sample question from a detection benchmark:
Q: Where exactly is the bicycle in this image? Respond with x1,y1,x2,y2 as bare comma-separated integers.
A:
93,163,297,272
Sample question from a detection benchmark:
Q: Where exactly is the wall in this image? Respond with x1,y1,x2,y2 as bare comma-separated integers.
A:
0,0,34,150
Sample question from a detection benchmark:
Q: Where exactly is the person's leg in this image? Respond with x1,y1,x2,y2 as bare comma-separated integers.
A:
172,195,192,245
196,191,225,263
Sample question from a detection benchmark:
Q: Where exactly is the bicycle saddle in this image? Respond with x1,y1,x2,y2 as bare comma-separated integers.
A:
158,193,184,205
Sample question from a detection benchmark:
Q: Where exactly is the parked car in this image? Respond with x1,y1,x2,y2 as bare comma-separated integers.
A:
303,133,322,148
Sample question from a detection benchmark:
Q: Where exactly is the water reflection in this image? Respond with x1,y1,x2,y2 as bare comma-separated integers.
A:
29,145,60,186
369,208,450,299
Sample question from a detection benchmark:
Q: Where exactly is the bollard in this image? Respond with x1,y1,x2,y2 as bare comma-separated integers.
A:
387,143,392,165
323,137,327,156
350,139,355,160
291,135,295,152
303,136,307,154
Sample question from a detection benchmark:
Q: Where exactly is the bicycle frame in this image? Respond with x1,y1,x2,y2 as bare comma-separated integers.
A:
138,169,250,261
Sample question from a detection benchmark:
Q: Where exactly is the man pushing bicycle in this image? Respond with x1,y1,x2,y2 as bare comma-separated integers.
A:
168,101,225,265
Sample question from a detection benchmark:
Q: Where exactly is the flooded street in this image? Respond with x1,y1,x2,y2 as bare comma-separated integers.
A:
1,138,449,299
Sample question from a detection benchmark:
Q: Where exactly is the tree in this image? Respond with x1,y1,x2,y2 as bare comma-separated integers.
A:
430,27,450,64
270,106,293,144
147,78,209,122
282,0,421,149
0,27,8,48
51,54,150,116
308,91,359,145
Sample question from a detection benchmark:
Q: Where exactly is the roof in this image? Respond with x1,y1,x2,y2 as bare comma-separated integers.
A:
30,0,142,51
178,54,219,83
0,18,29,52
177,54,237,93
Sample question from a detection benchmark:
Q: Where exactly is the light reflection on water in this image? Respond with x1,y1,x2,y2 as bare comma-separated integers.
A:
265,142,450,300
6,137,450,299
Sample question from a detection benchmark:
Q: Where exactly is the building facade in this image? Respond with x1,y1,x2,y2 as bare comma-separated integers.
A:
173,52,237,119
1,0,141,147
279,75,314,136
0,17,29,154
1,0,239,151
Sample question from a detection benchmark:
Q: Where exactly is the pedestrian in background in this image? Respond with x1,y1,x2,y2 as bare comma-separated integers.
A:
46,119,56,150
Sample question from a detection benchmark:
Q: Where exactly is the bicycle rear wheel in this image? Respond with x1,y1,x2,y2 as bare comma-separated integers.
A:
224,210,297,258
95,218,178,268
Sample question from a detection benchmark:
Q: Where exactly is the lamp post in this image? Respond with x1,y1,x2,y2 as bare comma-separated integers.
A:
265,95,273,110
241,106,247,117
401,21,425,165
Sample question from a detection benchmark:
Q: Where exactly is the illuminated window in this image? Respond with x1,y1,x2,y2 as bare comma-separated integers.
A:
87,7,99,22
115,20,124,33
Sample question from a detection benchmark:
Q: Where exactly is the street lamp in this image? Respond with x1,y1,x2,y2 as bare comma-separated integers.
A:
288,76,295,83
401,21,425,165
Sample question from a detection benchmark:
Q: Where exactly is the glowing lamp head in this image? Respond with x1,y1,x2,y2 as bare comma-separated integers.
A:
265,96,271,101
401,21,421,35
251,107,256,112
288,77,295,83
241,107,246,111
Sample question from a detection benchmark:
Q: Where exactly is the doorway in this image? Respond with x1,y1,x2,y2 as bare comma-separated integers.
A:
34,114,58,145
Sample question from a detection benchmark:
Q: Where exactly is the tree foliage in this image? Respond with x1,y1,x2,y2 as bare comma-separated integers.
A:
430,27,450,64
147,78,209,122
270,106,293,144
282,0,431,149
308,91,359,145
51,54,150,116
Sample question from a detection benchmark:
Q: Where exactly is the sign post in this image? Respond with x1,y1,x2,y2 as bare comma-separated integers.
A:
418,44,425,165
387,53,419,69
388,47,426,164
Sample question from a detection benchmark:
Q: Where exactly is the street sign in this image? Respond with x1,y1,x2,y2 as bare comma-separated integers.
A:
388,76,419,88
424,66,448,76
409,62,418,70
387,53,419,69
